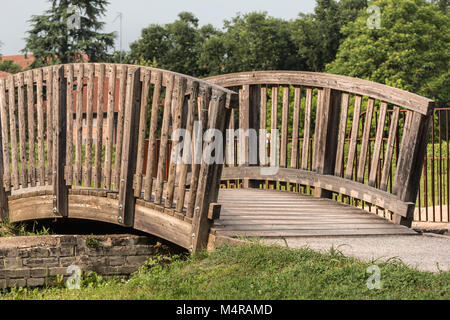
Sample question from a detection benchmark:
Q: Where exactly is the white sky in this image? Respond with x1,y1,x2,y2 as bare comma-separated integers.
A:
0,0,317,55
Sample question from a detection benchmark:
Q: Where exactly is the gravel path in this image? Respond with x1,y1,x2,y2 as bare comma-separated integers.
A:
265,234,450,273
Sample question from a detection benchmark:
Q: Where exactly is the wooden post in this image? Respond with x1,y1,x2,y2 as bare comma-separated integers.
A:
314,88,341,198
191,90,232,252
118,67,142,227
0,95,9,222
53,66,69,217
392,108,433,226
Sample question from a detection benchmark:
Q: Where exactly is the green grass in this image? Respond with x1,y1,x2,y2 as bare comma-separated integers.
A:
0,221,52,237
1,243,448,300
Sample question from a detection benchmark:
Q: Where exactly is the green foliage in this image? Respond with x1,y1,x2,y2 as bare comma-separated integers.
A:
200,12,303,76
129,12,215,77
327,0,450,106
1,244,448,300
291,0,368,71
0,221,52,237
0,60,22,74
23,0,115,67
85,235,102,248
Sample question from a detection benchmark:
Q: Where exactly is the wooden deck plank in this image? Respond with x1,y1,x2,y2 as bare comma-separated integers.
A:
215,189,417,238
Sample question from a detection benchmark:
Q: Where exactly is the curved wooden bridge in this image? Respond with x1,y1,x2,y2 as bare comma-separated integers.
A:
0,64,434,251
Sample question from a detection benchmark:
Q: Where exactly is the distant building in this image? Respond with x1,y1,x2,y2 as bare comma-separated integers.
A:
0,71,11,79
0,54,35,69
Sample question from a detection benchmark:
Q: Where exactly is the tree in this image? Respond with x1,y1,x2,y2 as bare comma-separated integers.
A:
327,0,449,107
0,61,22,74
291,0,368,72
23,0,115,67
129,12,215,77
200,12,303,76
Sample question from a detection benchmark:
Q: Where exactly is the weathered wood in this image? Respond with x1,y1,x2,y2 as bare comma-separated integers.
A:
26,71,36,187
205,71,433,115
113,65,128,191
84,64,94,187
143,71,162,201
176,82,199,213
46,68,53,184
301,88,313,170
187,87,211,218
334,93,349,176
134,68,151,197
154,74,174,204
221,166,414,218
393,109,433,226
380,106,400,191
0,79,9,220
52,66,69,217
191,90,231,252
290,86,301,169
280,85,289,168
345,95,362,180
165,77,187,208
35,69,45,186
74,64,84,186
368,102,387,187
313,88,341,198
270,86,279,168
104,64,116,189
118,67,142,227
356,98,374,183
0,79,11,192
7,76,19,190
239,85,250,165
94,64,105,188
65,65,74,186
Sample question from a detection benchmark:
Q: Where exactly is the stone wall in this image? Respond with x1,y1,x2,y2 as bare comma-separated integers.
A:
0,234,175,289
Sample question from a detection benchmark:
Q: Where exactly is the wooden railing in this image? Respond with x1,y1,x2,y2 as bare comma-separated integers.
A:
0,63,237,251
206,71,434,226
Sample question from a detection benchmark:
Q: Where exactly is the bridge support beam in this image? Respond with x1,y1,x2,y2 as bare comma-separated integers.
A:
53,66,69,217
191,91,232,252
118,67,142,227
313,88,341,199
393,109,434,227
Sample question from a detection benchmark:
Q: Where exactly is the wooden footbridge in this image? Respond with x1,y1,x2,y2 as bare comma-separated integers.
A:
0,64,434,251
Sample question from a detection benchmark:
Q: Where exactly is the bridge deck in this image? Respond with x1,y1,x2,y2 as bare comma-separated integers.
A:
214,189,417,238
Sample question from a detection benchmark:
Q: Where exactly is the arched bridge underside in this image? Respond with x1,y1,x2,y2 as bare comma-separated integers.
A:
0,66,433,251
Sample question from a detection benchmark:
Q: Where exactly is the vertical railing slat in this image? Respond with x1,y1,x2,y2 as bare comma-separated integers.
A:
301,88,313,170
94,63,105,188
65,65,74,186
74,64,84,186
357,98,374,183
0,79,11,192
134,68,151,197
154,74,175,204
8,76,19,190
26,70,36,187
143,71,162,201
104,64,116,189
368,102,387,187
334,93,350,176
84,64,94,187
345,95,362,180
166,77,187,208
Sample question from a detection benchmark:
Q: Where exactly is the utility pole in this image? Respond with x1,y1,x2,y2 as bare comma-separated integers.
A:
113,12,123,62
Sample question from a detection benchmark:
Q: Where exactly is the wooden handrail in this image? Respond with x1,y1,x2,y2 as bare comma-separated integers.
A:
0,63,237,252
208,70,434,227
205,71,434,115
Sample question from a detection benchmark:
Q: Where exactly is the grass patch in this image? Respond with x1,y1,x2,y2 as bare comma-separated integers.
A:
0,243,448,300
0,221,52,238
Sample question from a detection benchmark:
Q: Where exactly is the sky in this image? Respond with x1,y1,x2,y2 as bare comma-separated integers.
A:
0,0,317,56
